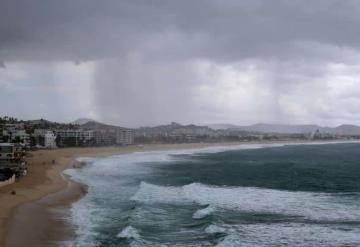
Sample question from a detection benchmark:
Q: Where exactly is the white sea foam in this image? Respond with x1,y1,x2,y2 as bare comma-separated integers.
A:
205,224,227,234
117,226,140,239
75,157,98,163
131,182,187,204
216,235,244,247
132,182,360,221
117,226,154,247
192,205,216,219
67,141,360,246
215,223,360,247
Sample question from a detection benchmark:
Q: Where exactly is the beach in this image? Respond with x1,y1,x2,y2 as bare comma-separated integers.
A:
0,143,244,247
1,140,356,246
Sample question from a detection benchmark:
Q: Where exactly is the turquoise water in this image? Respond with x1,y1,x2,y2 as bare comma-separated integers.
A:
66,143,360,246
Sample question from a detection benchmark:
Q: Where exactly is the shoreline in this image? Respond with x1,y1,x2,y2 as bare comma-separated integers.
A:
1,140,358,246
1,142,245,246
5,176,87,247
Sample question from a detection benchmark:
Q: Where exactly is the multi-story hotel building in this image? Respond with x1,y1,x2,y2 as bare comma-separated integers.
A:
116,128,134,145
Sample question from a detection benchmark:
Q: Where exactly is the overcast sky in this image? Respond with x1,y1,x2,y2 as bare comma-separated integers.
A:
1,0,360,127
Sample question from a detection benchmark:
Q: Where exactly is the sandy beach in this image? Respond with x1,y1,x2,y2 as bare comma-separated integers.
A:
0,142,247,247
1,140,353,246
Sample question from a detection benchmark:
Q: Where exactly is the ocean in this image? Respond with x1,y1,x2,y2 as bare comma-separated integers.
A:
65,142,360,246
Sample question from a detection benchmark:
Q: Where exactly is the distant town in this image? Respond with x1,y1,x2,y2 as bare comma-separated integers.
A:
2,116,360,149
2,115,360,188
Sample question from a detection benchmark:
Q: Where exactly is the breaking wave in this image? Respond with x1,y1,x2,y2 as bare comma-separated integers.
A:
117,226,141,240
67,142,360,246
192,205,216,219
132,181,360,221
205,224,227,234
214,223,360,247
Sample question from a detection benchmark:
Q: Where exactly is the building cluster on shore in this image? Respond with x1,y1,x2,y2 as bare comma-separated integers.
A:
1,116,360,188
2,117,359,149
134,122,356,144
0,118,134,149
0,117,134,187
0,143,27,188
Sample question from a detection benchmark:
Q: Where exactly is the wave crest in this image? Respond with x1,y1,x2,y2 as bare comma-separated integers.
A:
117,226,140,240
132,182,360,221
192,205,216,219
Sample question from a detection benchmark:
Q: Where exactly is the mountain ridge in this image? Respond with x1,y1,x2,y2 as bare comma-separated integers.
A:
208,123,360,135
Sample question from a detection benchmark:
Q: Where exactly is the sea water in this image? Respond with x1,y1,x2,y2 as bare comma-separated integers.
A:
65,142,360,246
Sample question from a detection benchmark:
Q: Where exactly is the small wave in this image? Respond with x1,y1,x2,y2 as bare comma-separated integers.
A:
205,224,227,234
192,205,216,219
215,235,243,247
132,182,360,221
131,182,188,204
215,223,360,247
76,157,97,163
117,226,140,240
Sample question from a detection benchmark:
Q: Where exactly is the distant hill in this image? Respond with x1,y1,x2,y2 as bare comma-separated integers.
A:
72,118,132,130
136,122,214,136
80,120,131,130
28,119,54,124
4,115,360,136
234,123,360,135
24,118,78,130
334,124,360,135
81,120,113,130
234,123,322,134
72,118,95,125
206,123,360,135
207,123,241,130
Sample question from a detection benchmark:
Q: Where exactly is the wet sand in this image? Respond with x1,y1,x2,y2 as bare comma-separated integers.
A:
5,177,86,247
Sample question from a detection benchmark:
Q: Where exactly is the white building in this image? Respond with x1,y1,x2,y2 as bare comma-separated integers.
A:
55,130,94,140
116,128,134,145
44,131,57,148
34,129,57,148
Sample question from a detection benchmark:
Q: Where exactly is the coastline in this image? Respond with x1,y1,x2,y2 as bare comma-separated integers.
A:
0,143,248,247
1,140,358,246
5,176,87,247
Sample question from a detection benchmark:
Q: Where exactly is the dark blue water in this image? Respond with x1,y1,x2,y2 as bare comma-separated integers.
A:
67,143,360,246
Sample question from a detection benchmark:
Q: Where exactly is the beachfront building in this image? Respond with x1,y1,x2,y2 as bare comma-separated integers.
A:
12,130,30,144
55,129,95,147
93,129,116,146
0,125,4,142
44,131,57,148
33,129,57,148
0,143,15,161
1,124,30,146
0,142,27,185
2,124,31,147
116,128,134,145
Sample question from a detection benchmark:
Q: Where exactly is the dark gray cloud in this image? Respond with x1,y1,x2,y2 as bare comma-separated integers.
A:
1,0,360,62
1,0,360,126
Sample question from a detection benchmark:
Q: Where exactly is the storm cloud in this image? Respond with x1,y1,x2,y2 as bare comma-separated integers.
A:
1,0,360,126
